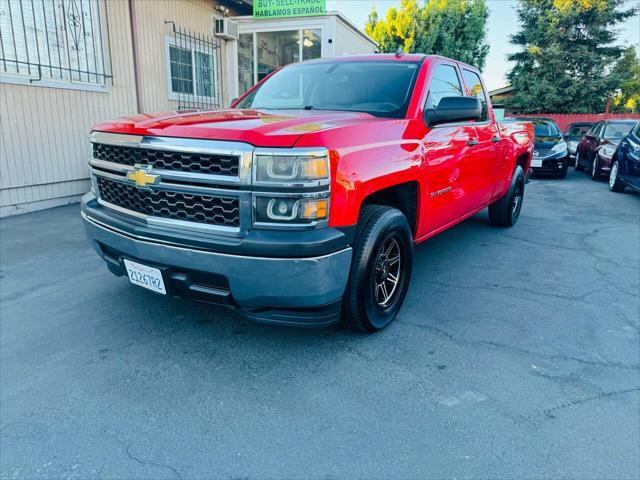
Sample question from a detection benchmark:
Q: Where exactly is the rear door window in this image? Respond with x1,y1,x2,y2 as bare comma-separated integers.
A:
462,69,488,121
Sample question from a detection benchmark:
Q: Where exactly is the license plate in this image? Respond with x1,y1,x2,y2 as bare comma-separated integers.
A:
123,259,166,294
531,159,543,168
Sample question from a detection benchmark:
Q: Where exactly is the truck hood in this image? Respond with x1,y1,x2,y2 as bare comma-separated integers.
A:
92,109,382,147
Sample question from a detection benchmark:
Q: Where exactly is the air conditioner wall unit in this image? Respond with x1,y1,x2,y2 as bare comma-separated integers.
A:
214,18,239,40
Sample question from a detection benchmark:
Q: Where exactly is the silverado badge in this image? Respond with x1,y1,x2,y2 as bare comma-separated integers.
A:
127,166,159,188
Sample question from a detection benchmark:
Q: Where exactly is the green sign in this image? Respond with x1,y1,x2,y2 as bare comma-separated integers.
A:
253,0,326,19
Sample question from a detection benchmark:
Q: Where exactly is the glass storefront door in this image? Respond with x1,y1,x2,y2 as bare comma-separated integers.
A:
257,30,300,82
302,29,321,60
237,28,323,96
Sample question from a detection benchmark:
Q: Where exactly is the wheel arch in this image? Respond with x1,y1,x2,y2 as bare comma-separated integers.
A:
515,152,530,174
360,181,420,235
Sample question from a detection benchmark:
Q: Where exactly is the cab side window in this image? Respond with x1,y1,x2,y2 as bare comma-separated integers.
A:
426,64,463,110
462,69,488,121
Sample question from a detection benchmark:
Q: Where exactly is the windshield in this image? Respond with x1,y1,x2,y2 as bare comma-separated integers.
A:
532,120,560,137
236,60,421,118
603,122,635,140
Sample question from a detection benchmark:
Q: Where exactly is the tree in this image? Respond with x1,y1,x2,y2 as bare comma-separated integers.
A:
365,0,490,70
506,0,637,113
611,47,640,113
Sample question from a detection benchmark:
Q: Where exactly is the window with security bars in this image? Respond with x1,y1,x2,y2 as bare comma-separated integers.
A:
167,43,217,101
0,0,108,87
164,21,221,110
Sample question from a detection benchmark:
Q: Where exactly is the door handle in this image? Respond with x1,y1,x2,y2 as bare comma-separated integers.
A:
491,136,501,143
467,139,479,146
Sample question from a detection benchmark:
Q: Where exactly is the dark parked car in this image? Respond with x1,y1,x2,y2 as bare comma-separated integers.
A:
609,122,640,193
575,119,639,180
564,122,594,165
516,117,568,177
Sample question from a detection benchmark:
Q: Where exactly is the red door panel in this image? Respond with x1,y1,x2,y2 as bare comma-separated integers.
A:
422,124,477,234
458,122,501,216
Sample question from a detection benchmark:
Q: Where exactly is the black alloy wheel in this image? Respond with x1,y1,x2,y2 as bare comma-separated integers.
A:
373,236,403,308
343,205,413,332
511,177,524,218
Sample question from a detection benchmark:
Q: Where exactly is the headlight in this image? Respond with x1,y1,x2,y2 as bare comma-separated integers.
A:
252,148,331,227
253,149,329,187
600,145,615,159
551,141,567,154
254,194,329,224
568,140,578,151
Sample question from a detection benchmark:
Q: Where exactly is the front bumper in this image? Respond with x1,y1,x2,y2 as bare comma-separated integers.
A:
597,154,613,173
82,194,352,327
530,152,568,173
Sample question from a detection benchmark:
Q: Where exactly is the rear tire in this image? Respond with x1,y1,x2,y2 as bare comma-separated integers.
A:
609,161,626,192
489,165,525,227
575,151,585,171
342,205,413,332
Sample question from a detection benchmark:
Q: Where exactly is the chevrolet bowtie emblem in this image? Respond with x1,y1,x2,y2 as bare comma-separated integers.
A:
127,167,159,188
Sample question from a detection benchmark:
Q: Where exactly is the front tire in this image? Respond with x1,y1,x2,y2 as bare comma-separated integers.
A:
591,155,601,180
609,160,626,192
489,165,525,227
342,205,413,332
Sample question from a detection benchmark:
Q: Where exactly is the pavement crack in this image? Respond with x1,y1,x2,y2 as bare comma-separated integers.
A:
108,432,183,479
528,387,640,421
422,279,600,307
403,322,640,371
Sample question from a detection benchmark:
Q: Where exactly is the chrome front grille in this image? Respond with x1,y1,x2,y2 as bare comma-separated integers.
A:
93,143,240,176
89,132,254,235
96,177,240,228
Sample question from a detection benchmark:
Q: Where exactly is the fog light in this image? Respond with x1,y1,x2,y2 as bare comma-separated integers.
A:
277,200,289,215
266,198,298,221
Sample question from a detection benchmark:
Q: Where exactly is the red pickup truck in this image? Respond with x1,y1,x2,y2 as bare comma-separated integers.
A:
82,54,533,332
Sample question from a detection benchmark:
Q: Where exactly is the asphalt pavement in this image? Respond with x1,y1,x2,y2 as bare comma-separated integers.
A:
1,169,639,479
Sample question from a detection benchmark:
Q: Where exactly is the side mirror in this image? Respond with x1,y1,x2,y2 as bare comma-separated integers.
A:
426,96,482,127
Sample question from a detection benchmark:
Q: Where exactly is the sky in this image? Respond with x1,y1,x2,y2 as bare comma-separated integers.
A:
326,0,640,91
